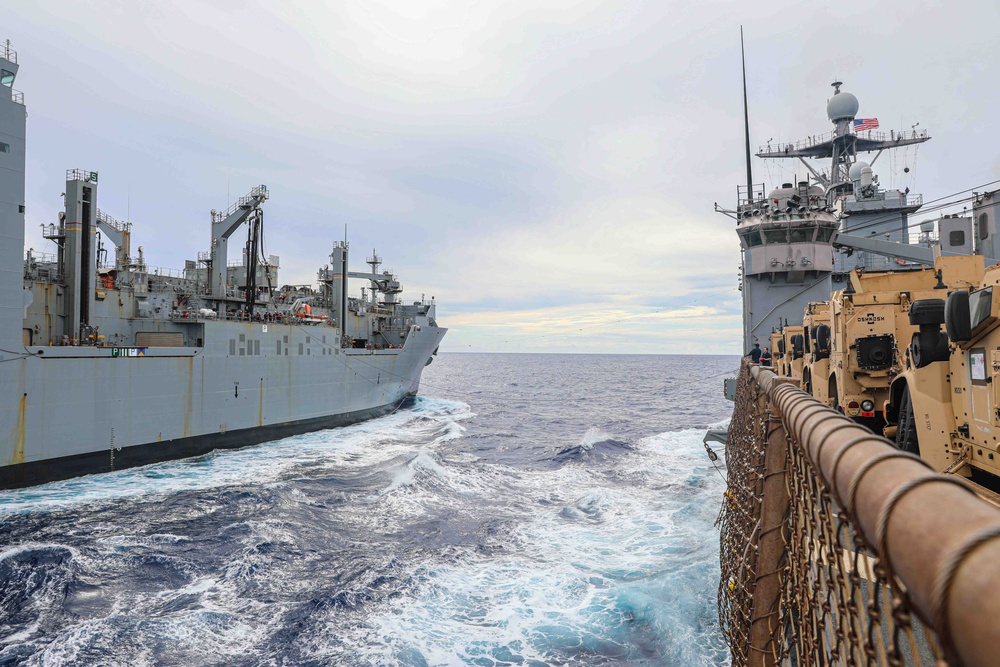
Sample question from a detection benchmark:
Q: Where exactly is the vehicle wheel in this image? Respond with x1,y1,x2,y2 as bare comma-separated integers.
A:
895,385,920,455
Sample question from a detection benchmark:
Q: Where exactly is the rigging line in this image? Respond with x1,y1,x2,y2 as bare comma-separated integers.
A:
841,193,982,235
748,276,828,337
0,356,32,364
828,178,1000,236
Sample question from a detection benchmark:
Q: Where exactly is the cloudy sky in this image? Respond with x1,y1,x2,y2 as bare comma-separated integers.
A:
7,0,1000,353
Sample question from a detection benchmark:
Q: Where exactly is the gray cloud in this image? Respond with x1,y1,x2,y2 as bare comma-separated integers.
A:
9,0,1000,354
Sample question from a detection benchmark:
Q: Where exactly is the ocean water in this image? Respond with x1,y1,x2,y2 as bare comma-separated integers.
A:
0,353,738,666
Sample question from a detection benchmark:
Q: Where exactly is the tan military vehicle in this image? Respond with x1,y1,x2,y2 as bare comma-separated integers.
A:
885,261,1000,483
800,301,832,404
768,326,803,378
769,330,785,375
783,325,805,381
829,256,983,430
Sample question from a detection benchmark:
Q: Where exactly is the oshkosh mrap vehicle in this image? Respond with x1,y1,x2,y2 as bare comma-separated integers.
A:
826,258,981,429
886,261,1000,485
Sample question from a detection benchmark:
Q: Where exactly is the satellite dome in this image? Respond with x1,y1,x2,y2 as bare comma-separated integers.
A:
827,90,859,122
849,161,870,181
920,220,935,233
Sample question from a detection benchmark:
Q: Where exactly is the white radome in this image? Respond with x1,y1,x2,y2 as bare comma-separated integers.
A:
827,91,859,122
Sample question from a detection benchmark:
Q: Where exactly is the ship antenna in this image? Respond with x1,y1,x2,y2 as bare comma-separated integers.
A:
741,26,753,205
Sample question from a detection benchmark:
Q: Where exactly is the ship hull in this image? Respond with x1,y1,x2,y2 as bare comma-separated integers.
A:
0,320,447,490
0,398,408,489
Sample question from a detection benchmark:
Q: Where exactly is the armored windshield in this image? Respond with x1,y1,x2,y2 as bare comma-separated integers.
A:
970,287,993,331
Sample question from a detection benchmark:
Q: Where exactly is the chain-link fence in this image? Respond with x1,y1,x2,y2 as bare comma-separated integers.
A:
719,360,1000,667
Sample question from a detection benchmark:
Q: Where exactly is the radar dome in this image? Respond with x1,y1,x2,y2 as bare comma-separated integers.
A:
920,221,935,233
827,91,859,122
849,161,870,181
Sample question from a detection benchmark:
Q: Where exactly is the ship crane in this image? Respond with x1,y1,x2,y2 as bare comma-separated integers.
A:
95,209,133,271
205,185,268,302
832,233,933,265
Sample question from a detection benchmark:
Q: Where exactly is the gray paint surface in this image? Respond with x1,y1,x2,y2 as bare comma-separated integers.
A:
0,44,446,485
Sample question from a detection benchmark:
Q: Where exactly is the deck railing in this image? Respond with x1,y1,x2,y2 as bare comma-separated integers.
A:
719,359,1000,666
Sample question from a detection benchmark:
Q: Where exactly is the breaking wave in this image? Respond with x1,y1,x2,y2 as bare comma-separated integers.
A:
0,353,738,665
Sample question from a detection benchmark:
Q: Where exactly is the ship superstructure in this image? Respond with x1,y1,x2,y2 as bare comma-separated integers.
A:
721,81,939,351
727,180,840,351
0,41,446,488
758,81,928,272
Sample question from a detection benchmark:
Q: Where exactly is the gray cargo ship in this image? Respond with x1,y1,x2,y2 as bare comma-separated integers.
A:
0,41,446,489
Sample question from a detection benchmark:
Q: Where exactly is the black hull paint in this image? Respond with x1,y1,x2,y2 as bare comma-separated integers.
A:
0,397,414,491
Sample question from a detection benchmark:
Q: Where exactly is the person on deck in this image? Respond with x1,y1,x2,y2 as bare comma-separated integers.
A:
759,347,772,366
746,343,762,363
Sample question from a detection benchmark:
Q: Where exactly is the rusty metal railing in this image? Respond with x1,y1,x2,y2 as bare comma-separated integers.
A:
719,359,1000,666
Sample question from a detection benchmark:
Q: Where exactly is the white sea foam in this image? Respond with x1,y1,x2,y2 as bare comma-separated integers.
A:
299,425,731,666
0,397,473,519
578,426,615,450
1,378,733,666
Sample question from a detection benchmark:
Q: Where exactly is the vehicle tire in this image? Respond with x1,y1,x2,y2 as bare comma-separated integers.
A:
908,298,945,326
895,385,920,456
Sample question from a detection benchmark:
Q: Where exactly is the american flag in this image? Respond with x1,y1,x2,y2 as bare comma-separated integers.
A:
854,118,879,132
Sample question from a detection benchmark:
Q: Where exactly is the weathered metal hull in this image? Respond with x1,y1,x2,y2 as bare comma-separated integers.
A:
0,320,447,489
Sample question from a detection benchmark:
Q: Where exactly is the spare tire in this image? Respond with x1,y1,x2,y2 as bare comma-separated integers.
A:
909,298,946,326
815,324,831,352
911,330,949,368
777,338,786,355
945,290,972,342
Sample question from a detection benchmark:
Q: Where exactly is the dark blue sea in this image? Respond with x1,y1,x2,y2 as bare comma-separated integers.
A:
0,353,738,666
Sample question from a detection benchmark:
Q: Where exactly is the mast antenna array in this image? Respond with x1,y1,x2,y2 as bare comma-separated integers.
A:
741,26,753,205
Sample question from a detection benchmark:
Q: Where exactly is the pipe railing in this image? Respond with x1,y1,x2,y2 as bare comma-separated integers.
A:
748,362,1000,666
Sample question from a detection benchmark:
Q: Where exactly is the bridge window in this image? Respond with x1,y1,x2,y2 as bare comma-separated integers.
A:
0,70,13,87
815,228,835,243
789,228,813,243
739,229,762,248
763,229,788,244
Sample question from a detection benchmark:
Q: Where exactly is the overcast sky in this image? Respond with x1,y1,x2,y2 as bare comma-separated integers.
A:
8,0,1000,353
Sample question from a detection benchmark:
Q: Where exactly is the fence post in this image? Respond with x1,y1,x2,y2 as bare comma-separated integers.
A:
749,382,794,667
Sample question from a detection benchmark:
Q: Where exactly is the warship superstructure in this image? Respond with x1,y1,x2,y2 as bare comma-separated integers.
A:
719,79,954,352
0,42,446,489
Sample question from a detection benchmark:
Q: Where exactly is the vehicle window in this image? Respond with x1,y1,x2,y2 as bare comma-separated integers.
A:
971,287,993,331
